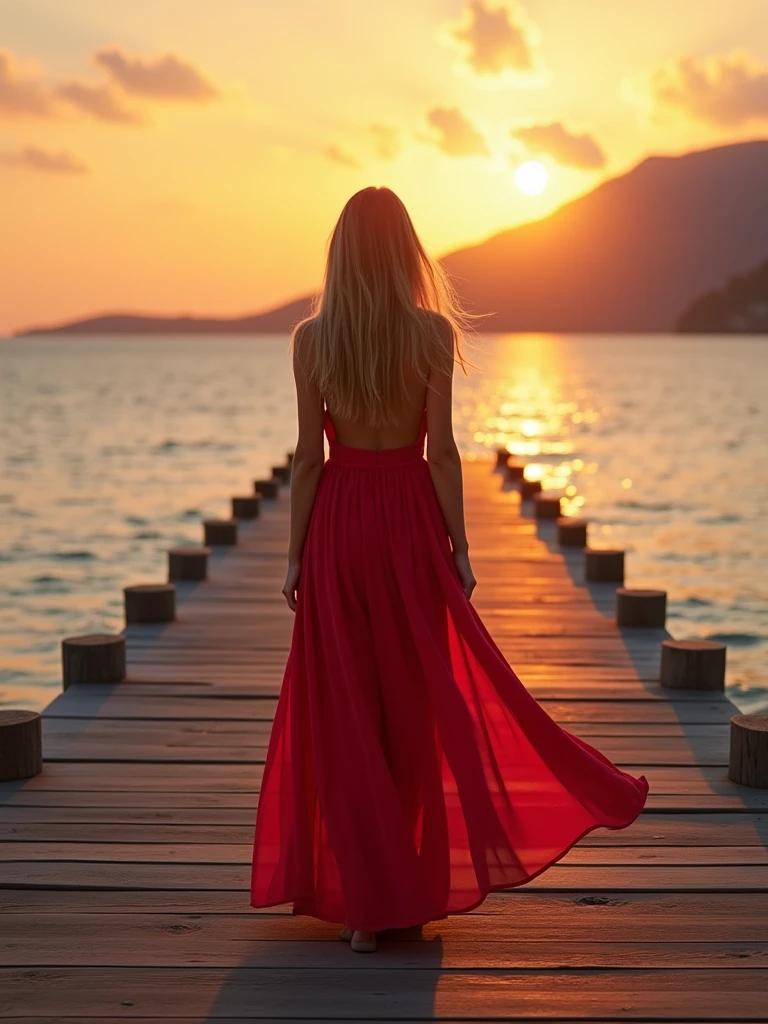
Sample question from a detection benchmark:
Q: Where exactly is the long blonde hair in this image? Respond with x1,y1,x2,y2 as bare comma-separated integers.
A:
292,186,475,426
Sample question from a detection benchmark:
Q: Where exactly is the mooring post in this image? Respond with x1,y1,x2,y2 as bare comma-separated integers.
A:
0,710,43,781
494,448,509,472
168,547,210,582
124,583,176,624
254,479,279,500
660,639,726,691
585,548,625,583
534,494,563,520
61,634,126,689
557,517,588,547
505,462,525,484
729,715,768,788
519,478,543,501
616,588,667,628
203,519,238,546
232,495,261,519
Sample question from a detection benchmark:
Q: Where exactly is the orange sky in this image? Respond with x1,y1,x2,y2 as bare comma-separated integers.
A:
2,0,768,335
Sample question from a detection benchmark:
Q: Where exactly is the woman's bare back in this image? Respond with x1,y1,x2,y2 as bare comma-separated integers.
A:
325,373,428,451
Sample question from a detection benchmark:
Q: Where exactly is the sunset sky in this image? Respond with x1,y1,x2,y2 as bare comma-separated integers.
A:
2,0,768,335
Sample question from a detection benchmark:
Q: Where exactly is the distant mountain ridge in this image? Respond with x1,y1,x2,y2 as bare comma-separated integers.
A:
14,139,768,337
676,257,768,333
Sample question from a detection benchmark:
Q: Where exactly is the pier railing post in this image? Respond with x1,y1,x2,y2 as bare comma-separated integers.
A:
62,634,126,689
0,711,43,781
660,639,726,691
729,715,768,788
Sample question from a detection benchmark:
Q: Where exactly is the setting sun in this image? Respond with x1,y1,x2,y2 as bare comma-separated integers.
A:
515,161,549,195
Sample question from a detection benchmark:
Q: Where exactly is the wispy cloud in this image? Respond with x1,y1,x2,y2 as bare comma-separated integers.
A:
0,49,58,118
425,107,489,157
0,45,221,126
370,122,402,161
94,47,220,102
446,1,543,79
55,80,143,124
511,122,606,169
325,143,361,168
630,51,768,126
0,144,87,174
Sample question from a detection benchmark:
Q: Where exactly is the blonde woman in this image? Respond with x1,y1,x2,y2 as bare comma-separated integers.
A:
250,187,648,953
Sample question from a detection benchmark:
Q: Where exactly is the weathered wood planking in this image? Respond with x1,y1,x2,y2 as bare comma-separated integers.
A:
1,460,766,1022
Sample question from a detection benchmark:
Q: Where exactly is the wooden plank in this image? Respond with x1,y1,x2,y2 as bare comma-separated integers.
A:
3,860,767,890
2,914,767,968
0,812,765,848
3,967,768,1019
3,889,766,926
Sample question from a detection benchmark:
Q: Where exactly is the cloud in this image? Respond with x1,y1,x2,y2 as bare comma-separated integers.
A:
0,49,58,118
370,122,402,160
0,144,87,174
325,143,361,168
425,107,489,157
55,80,143,124
94,47,220,102
635,51,768,126
511,122,605,169
447,0,542,78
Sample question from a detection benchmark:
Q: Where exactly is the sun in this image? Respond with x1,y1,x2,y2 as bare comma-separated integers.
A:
515,160,549,196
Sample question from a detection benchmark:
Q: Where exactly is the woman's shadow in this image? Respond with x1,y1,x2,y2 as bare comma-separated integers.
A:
203,920,445,1019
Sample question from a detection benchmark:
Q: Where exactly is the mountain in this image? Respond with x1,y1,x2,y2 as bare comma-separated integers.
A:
440,139,768,332
676,257,768,333
13,139,768,336
16,297,313,337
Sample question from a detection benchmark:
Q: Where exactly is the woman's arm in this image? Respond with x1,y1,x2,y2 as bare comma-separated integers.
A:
282,336,325,610
425,320,476,599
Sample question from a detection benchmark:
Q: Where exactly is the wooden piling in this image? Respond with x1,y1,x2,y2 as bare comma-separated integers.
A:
585,547,625,583
505,462,525,484
519,478,543,500
0,710,42,781
557,517,588,547
272,465,291,484
231,495,261,519
729,715,768,788
168,547,210,582
124,583,176,624
533,493,562,520
203,518,238,546
62,634,126,689
254,479,280,500
661,639,726,691
616,587,667,628
494,448,509,471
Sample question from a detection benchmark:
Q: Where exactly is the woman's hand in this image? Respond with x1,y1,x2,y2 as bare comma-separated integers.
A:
453,550,476,600
282,561,302,611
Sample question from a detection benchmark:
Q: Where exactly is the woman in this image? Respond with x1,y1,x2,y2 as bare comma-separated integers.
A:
250,186,648,953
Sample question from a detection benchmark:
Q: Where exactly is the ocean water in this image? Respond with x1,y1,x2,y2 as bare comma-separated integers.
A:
1,333,766,713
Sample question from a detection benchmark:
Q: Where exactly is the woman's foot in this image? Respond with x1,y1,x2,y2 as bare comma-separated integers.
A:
350,929,376,953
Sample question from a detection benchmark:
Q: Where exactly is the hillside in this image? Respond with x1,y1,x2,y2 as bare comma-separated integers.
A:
14,139,768,336
441,139,768,332
676,257,768,333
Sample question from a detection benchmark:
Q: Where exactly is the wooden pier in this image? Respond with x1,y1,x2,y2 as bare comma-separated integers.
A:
2,460,767,1021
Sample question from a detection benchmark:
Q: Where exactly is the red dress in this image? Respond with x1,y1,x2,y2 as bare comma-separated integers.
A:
250,408,648,931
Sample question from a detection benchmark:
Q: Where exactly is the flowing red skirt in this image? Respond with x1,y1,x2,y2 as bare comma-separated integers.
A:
250,430,648,932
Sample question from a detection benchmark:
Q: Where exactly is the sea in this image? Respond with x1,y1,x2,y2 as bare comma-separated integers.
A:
1,333,766,713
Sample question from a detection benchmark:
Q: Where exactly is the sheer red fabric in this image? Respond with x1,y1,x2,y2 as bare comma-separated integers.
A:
250,411,648,931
